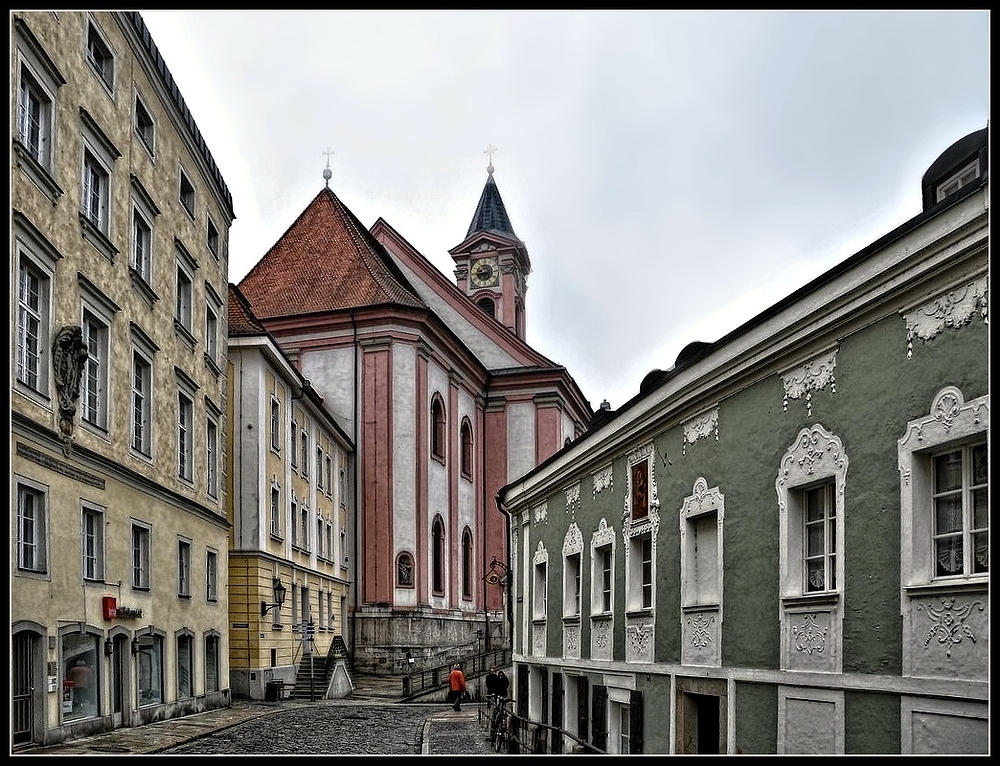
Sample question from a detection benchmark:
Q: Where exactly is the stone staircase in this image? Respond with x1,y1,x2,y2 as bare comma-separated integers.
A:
348,672,406,700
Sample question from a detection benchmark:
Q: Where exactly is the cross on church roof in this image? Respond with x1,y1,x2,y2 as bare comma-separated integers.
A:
484,144,497,174
322,147,334,187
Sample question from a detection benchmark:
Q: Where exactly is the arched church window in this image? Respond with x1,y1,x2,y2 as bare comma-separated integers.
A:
431,396,446,461
460,418,474,479
432,516,445,594
477,297,495,318
461,527,474,599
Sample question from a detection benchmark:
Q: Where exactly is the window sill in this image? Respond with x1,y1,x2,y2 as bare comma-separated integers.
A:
79,213,118,262
625,608,653,620
904,579,988,598
13,140,64,204
590,612,613,622
562,615,581,625
781,592,839,610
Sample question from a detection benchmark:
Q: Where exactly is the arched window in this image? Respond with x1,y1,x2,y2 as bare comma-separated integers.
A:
432,516,445,594
396,551,414,587
477,297,495,318
461,527,474,599
460,418,474,479
431,395,446,461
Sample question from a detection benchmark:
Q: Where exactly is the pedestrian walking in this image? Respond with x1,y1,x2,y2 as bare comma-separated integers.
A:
447,664,467,711
496,669,509,698
485,667,500,697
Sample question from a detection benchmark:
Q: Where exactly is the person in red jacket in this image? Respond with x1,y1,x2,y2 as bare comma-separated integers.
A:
447,664,467,711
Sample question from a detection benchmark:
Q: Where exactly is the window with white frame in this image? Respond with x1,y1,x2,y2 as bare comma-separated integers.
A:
300,505,310,551
131,206,152,282
175,261,193,334
82,503,105,582
177,539,191,597
82,146,110,233
899,387,989,586
131,523,151,590
81,307,110,431
206,549,218,601
777,424,848,600
936,160,981,202
17,60,55,169
130,332,155,456
133,91,154,153
317,445,325,490
204,285,222,369
86,19,114,89
564,551,582,617
177,388,194,482
592,542,613,614
206,413,219,498
270,484,281,537
14,20,64,201
627,533,653,611
533,559,548,620
290,419,298,468
16,478,48,574
16,252,51,393
290,496,299,547
802,482,837,593
179,166,195,217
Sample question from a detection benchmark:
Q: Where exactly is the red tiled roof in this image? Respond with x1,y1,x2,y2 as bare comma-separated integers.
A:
238,187,424,319
227,282,267,336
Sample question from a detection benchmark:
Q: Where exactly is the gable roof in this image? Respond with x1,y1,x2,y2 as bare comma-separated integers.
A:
238,187,424,318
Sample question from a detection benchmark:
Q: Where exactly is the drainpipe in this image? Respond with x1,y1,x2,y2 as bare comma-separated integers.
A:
349,308,359,661
494,492,514,655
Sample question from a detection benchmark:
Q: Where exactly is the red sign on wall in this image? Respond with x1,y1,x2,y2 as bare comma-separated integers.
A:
102,596,117,620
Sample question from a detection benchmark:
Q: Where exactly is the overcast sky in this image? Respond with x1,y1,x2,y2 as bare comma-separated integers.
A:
141,10,989,410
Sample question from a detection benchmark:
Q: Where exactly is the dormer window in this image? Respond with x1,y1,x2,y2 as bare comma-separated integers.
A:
936,160,980,202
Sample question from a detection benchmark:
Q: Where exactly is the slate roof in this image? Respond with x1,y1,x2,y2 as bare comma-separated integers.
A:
465,170,521,242
238,186,424,319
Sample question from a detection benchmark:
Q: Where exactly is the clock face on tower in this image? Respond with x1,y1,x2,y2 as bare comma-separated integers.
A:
470,257,499,288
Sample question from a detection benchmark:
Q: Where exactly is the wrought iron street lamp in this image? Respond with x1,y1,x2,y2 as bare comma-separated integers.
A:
261,577,287,617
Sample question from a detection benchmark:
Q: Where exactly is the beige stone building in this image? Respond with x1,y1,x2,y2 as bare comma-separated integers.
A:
11,11,235,748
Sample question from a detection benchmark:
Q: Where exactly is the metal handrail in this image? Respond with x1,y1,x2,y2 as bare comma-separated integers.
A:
402,647,512,698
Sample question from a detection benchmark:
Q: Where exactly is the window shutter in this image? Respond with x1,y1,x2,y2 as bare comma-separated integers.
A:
592,684,607,751
630,689,644,753
577,676,589,743
551,672,564,753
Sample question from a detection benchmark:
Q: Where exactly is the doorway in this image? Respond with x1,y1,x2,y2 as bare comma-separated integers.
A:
675,677,727,754
12,631,36,746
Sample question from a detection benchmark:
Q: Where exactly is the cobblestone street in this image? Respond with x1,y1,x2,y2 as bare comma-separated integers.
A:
160,701,495,755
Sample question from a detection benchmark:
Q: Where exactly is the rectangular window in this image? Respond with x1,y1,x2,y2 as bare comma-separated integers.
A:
131,349,152,455
132,524,150,590
82,148,110,233
179,168,195,217
175,264,193,332
270,398,281,451
301,431,309,477
16,258,47,391
803,483,836,593
564,552,582,617
207,216,219,258
631,461,650,520
131,207,152,282
82,505,105,582
932,443,988,578
206,549,218,601
86,21,114,89
533,561,548,620
134,93,154,152
16,481,47,573
300,506,309,551
270,486,281,537
137,634,163,706
18,66,52,167
317,446,325,490
177,391,194,481
81,310,109,429
627,533,653,611
290,420,298,468
206,417,219,498
205,300,219,363
290,498,298,546
177,540,191,597
599,545,612,613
